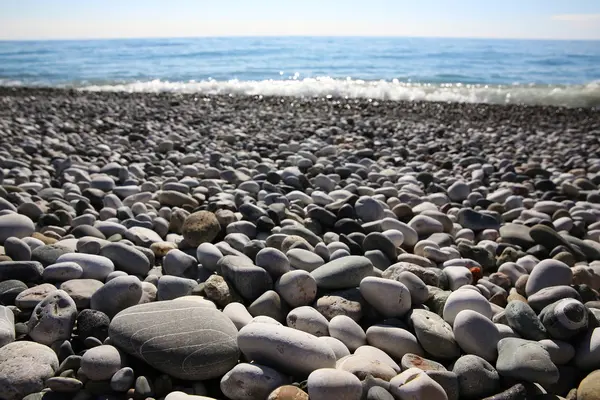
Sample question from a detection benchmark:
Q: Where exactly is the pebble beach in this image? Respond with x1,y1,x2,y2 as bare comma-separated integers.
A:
0,86,600,400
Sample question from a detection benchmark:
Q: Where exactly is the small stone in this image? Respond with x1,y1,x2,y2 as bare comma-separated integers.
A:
307,368,362,400
286,306,330,337
389,368,449,400
335,354,396,381
196,242,224,272
256,247,291,278
539,298,588,340
220,363,289,400
365,324,424,360
77,309,110,341
3,237,31,261
56,253,115,281
267,385,309,400
110,366,135,392
100,242,151,276
80,344,122,381
276,270,317,308
43,261,84,281
46,377,83,392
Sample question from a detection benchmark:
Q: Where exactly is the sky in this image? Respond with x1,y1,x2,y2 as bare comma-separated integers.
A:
1,0,600,40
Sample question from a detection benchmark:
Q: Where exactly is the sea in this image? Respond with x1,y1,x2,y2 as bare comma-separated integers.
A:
1,37,599,107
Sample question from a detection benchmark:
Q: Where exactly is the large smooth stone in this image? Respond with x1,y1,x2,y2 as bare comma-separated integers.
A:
237,323,336,377
0,214,35,244
525,259,572,296
0,261,43,282
504,300,547,340
60,279,104,308
0,341,59,400
220,363,289,400
109,300,239,380
496,338,559,385
307,368,362,400
365,324,424,360
310,256,373,290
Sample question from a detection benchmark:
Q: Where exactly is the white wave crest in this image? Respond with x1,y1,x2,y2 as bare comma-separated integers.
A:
9,77,600,107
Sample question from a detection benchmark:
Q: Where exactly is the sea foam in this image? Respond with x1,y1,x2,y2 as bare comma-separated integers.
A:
79,78,600,108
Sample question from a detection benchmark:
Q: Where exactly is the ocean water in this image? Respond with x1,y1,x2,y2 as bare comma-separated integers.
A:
1,37,599,107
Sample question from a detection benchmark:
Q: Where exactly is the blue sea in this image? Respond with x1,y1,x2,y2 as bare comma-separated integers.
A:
1,37,599,107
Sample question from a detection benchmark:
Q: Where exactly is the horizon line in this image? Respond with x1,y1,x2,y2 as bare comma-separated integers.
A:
1,34,600,42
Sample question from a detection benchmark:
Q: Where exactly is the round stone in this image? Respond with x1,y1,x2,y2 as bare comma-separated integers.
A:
275,270,317,308
409,309,460,360
525,259,573,297
329,315,366,352
80,345,123,381
539,298,588,340
307,368,362,400
0,341,59,400
182,211,221,247
453,309,500,362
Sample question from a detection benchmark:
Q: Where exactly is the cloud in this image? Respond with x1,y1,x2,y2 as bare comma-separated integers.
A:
551,14,600,22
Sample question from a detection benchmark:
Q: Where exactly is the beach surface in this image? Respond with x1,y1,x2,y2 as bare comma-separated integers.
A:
0,87,600,400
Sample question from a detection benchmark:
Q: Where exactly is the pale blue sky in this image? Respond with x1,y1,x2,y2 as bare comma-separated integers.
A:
1,0,600,40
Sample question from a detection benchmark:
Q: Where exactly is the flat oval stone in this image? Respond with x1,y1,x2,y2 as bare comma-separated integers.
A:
287,248,325,272
60,279,104,308
275,270,317,308
99,242,151,276
0,213,35,245
56,253,115,281
238,323,336,377
310,256,373,290
42,262,83,281
109,300,239,380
